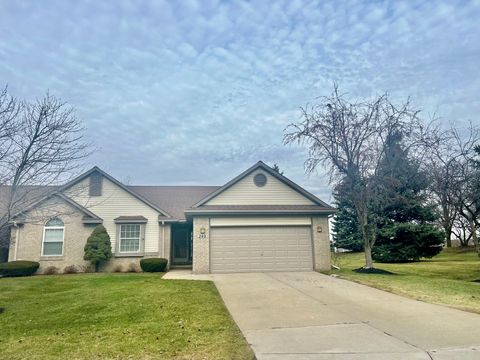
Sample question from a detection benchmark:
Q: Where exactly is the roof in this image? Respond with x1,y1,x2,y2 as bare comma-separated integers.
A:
128,186,219,220
0,162,334,221
14,192,103,224
192,161,335,209
114,215,148,223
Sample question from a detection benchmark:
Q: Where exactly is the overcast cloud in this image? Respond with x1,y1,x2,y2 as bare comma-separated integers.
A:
1,0,479,202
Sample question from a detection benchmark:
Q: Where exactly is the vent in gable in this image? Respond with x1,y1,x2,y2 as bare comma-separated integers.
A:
253,173,267,187
89,172,103,196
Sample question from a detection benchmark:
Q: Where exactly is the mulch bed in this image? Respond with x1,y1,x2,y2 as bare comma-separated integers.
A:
353,267,395,275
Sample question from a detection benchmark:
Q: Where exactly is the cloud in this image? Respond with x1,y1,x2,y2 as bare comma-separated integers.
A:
0,0,479,204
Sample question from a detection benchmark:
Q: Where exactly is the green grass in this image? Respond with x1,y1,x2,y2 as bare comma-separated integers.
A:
327,247,480,314
0,273,254,360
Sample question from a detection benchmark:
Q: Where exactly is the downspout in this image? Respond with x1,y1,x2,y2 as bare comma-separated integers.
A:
13,222,20,261
161,221,165,258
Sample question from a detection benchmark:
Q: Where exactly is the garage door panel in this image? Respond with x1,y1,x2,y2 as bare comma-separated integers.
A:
210,226,313,273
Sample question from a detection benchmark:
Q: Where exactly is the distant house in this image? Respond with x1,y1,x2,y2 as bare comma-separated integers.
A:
6,161,335,274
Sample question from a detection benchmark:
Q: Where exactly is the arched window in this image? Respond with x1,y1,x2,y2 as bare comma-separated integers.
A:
42,218,65,256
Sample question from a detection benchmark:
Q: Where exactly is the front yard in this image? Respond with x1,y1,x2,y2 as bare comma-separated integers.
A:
328,247,480,314
0,273,254,360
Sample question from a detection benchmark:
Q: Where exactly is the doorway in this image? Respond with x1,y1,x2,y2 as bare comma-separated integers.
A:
171,223,193,266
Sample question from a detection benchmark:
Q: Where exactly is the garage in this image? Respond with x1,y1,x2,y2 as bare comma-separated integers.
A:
210,225,314,273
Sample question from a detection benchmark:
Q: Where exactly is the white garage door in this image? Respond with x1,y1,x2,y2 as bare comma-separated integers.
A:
210,226,313,273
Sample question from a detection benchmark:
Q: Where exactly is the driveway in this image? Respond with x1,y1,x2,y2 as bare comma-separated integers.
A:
212,272,480,360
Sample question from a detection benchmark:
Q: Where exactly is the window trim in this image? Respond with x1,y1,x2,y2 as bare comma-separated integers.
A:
116,223,145,257
41,219,65,257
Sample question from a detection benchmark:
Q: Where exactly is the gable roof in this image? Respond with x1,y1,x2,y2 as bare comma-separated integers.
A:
192,161,334,209
14,192,103,224
59,166,172,217
128,186,219,220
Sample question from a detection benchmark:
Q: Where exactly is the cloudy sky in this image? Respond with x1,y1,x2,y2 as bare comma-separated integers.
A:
1,0,479,202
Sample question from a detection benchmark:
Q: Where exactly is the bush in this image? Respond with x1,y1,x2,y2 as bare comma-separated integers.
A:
140,258,168,273
63,265,79,274
43,266,59,275
0,261,40,277
84,225,112,272
126,262,141,273
112,264,123,273
373,223,444,263
80,264,93,273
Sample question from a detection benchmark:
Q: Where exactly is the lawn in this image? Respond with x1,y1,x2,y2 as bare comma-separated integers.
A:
0,273,254,360
328,247,480,314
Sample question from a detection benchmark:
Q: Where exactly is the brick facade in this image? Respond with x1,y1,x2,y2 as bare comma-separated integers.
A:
192,217,210,274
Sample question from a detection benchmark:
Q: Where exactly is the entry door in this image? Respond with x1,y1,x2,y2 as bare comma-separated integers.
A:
172,225,192,265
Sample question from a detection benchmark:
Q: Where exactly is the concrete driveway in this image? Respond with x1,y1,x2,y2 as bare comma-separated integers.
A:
212,272,480,360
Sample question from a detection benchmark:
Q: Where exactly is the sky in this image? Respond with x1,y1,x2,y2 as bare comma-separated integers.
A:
1,0,479,203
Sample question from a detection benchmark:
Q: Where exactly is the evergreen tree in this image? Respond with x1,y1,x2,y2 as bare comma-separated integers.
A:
84,225,112,272
332,181,363,251
372,132,444,262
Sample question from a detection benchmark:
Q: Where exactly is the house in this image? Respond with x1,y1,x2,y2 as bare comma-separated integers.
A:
7,161,335,274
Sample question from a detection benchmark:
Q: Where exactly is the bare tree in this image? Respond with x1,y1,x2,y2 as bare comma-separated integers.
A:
0,86,90,253
426,123,480,247
284,85,435,268
452,215,474,247
453,144,480,255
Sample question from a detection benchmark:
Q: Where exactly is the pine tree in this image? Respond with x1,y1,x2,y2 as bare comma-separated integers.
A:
332,180,363,251
84,225,112,272
372,132,444,262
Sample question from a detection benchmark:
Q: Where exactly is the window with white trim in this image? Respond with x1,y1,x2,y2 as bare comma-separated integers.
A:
119,224,141,252
42,218,64,256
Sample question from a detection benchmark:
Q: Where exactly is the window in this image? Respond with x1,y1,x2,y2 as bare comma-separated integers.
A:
119,224,141,253
42,218,64,256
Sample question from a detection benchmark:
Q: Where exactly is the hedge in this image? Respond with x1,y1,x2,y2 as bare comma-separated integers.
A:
140,258,168,272
0,261,40,277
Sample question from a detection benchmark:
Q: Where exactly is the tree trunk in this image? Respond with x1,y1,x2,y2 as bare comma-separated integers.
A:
95,261,100,273
445,225,452,247
471,221,479,257
364,241,374,269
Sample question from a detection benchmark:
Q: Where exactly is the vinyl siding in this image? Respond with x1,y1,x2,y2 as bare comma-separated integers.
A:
210,216,312,227
205,170,315,205
66,176,163,254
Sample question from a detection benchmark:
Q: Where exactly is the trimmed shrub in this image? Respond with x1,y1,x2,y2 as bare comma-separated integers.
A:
43,266,59,275
0,261,40,277
140,258,168,273
80,264,94,273
112,264,124,273
126,263,141,273
63,265,79,274
84,225,112,272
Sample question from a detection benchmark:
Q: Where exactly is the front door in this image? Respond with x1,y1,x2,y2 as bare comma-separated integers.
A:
171,223,193,265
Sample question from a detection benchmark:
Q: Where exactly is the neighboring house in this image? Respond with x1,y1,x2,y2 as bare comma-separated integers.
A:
7,161,335,274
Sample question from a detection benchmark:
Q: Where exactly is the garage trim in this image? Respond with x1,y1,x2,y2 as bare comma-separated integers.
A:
209,224,315,273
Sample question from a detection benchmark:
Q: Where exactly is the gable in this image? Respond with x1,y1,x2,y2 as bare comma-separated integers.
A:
60,168,169,216
65,175,166,217
205,170,316,206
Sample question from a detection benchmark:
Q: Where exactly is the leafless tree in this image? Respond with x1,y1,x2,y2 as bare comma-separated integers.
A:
426,123,480,247
284,85,436,269
0,86,90,253
452,215,475,247
452,143,480,255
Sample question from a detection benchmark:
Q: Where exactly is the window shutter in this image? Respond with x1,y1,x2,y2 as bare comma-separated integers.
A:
89,172,103,196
